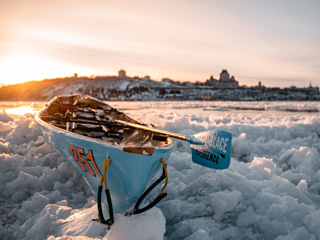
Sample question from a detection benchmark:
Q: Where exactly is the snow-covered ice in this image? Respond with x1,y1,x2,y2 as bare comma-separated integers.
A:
1,101,320,240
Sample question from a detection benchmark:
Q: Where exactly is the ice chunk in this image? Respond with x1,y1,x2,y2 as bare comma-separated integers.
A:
236,206,261,227
105,207,165,240
209,190,242,215
0,110,14,122
250,157,276,180
304,209,320,239
184,229,210,240
297,179,308,193
275,227,313,240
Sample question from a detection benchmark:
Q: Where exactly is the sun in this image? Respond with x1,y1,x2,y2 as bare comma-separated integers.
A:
0,54,77,85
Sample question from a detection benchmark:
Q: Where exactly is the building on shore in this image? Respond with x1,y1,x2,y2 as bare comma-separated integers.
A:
118,69,127,79
205,69,239,88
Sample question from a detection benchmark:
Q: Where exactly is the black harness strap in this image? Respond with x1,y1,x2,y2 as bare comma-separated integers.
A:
125,159,168,216
92,157,114,229
93,158,168,229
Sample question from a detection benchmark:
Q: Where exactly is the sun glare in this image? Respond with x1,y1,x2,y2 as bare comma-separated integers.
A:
5,106,37,115
0,54,77,85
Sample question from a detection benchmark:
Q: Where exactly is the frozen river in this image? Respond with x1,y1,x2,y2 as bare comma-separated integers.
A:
1,100,320,239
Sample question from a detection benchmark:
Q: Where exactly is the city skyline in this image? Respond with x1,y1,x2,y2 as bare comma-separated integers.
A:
1,0,319,88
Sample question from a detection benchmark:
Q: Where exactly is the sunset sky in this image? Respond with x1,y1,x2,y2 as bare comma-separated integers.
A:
1,0,319,87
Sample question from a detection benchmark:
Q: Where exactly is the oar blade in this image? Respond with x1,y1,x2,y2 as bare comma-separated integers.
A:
190,130,232,170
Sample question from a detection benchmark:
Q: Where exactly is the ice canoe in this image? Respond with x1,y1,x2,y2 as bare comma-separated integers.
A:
35,95,173,226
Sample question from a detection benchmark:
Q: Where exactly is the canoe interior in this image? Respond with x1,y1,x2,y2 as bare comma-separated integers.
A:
38,94,172,148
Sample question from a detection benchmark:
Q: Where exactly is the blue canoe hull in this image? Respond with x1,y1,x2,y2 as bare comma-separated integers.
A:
35,99,173,213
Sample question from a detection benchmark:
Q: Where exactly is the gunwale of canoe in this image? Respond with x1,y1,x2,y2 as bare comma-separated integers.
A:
35,94,173,151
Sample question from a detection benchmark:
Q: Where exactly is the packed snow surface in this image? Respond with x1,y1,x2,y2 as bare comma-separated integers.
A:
1,101,320,240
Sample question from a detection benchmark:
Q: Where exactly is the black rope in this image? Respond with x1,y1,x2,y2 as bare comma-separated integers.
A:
92,185,114,228
125,163,167,216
